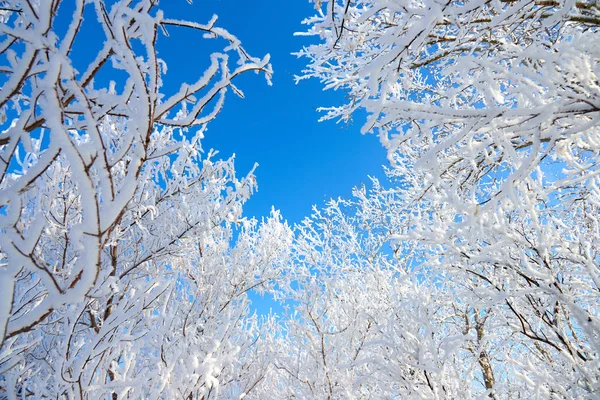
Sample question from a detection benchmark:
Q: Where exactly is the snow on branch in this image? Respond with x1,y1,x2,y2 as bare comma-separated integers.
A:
0,1,285,398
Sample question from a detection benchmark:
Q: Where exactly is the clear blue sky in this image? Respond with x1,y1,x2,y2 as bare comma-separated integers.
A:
62,0,388,224
156,0,388,224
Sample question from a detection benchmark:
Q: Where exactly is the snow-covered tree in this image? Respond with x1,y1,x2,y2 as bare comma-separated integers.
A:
297,0,600,397
0,1,291,398
255,191,473,399
254,175,554,399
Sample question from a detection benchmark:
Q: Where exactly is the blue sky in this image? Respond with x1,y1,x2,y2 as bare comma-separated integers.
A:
61,0,388,224
155,0,388,224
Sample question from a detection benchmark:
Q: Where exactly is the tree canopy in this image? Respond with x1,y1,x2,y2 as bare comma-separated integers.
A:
0,0,599,398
